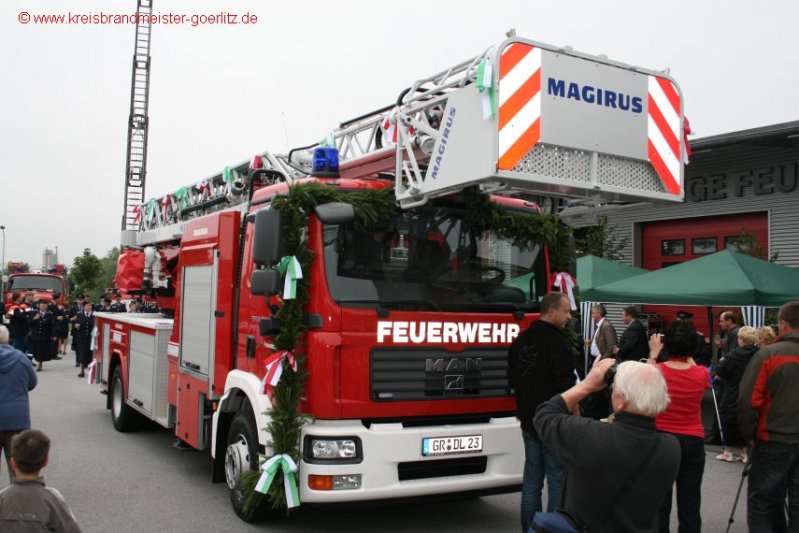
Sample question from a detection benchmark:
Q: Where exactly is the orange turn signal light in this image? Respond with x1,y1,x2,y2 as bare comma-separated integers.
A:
308,475,334,491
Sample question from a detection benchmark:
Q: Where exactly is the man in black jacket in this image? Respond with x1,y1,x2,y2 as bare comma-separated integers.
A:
534,359,680,532
508,291,575,533
613,306,649,362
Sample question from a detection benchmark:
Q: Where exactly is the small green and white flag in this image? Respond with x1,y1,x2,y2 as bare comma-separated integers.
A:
475,58,497,119
222,166,237,194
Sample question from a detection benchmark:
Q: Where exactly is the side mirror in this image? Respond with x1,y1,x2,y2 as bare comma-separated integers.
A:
252,209,283,266
251,269,280,296
315,202,355,225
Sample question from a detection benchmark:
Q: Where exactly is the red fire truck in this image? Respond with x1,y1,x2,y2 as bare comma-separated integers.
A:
93,35,685,520
3,270,68,306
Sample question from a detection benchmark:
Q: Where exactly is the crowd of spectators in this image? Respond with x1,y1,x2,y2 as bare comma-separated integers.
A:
513,296,792,532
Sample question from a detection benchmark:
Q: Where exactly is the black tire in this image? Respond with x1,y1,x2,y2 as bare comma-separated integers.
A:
110,365,139,432
225,412,271,522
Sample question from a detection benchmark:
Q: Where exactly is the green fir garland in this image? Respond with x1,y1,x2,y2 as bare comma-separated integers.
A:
239,182,569,513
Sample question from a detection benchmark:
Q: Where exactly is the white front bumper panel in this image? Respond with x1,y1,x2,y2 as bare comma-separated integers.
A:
299,417,523,503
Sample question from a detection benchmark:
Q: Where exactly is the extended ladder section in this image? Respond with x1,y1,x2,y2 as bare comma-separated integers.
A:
317,37,687,209
126,35,686,243
122,0,154,231
121,151,302,247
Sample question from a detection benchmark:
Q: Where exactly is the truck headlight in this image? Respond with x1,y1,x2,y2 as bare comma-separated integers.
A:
311,438,358,459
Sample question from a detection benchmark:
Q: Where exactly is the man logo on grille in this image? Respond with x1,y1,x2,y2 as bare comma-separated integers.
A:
445,374,464,390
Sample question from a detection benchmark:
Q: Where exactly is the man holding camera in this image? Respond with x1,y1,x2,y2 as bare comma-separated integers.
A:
533,359,680,532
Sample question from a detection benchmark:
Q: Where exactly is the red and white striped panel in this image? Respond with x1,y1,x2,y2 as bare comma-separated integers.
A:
498,43,542,170
647,76,682,195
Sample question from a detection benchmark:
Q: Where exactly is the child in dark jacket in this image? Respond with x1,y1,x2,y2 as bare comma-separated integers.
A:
0,429,81,532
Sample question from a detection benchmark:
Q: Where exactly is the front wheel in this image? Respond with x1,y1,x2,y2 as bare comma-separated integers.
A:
225,412,271,522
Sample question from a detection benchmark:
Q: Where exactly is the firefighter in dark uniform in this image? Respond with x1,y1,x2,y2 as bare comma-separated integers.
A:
74,301,95,378
68,295,85,363
6,293,29,352
28,300,56,371
110,295,126,313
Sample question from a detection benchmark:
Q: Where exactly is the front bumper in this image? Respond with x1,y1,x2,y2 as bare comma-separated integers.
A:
299,416,523,503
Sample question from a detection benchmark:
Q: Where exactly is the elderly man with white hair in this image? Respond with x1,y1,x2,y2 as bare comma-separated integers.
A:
0,325,38,483
532,359,680,533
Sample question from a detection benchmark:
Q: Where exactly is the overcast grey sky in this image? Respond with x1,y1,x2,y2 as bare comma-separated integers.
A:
1,0,797,269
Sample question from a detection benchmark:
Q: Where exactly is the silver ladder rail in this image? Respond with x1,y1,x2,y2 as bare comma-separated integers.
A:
133,151,302,233
122,0,153,231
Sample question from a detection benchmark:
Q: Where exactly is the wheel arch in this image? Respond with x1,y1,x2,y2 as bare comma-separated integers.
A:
211,370,272,483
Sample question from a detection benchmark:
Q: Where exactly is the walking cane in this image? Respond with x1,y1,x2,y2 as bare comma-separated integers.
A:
709,368,725,446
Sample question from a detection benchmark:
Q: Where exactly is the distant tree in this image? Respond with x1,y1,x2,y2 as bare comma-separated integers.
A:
5,262,30,273
69,248,120,302
99,247,120,294
69,249,103,300
574,216,629,261
734,229,779,262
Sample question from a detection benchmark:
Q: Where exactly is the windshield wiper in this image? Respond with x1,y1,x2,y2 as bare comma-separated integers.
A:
439,302,535,319
336,299,442,314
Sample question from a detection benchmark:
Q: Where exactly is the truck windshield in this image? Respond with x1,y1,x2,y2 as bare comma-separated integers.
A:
8,275,64,296
323,205,546,313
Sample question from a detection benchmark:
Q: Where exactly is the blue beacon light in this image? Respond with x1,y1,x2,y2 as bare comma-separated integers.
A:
311,147,340,177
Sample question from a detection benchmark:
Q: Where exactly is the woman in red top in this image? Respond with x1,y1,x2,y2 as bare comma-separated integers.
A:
649,320,710,533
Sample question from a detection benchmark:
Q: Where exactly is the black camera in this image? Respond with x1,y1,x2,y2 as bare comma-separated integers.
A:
604,363,618,388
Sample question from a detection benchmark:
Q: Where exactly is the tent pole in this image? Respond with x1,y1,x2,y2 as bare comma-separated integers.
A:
707,306,715,366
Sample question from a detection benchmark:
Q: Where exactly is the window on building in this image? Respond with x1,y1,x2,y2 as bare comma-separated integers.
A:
661,239,685,256
692,237,717,255
725,236,748,252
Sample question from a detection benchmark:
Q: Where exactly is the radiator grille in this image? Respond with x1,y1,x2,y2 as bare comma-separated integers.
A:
371,348,510,402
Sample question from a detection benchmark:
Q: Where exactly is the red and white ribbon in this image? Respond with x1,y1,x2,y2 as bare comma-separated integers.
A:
682,116,693,165
261,349,298,394
553,272,577,310
86,359,97,385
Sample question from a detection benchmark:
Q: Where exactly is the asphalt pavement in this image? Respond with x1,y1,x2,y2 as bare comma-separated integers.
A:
1,352,750,532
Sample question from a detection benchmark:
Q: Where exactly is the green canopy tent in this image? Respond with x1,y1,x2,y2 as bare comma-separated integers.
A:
582,250,799,307
576,254,648,292
581,250,799,357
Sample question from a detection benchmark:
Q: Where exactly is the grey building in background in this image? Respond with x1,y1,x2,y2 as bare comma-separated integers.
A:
564,120,799,333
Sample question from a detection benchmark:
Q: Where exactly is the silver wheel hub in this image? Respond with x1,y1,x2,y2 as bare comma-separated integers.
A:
112,377,123,419
225,435,251,491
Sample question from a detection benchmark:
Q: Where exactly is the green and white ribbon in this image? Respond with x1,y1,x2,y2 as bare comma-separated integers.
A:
174,186,189,210
320,131,335,148
475,58,497,119
145,199,155,223
254,453,300,508
276,256,303,300
222,166,236,194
